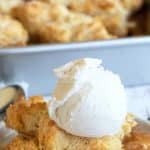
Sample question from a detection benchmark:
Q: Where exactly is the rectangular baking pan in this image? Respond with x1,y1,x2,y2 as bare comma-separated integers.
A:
0,37,150,96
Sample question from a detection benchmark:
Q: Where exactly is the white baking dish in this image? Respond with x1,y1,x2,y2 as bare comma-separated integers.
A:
0,37,150,95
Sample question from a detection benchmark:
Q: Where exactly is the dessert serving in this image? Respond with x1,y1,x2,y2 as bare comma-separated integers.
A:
2,58,150,150
0,0,149,48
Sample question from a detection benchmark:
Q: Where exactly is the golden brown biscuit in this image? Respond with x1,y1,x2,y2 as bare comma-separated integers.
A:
12,1,113,43
43,0,129,36
0,0,23,14
38,114,136,150
124,126,150,150
3,136,38,150
5,96,48,136
0,14,28,47
44,0,144,36
38,119,123,150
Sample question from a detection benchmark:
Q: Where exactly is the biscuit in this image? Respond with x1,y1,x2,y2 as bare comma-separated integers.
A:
0,14,28,47
12,1,112,43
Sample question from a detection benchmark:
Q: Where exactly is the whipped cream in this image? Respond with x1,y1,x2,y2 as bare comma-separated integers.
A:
48,58,127,137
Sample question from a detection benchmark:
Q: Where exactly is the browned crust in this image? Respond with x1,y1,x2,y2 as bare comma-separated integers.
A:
12,1,113,43
0,14,28,47
5,96,48,136
3,136,38,150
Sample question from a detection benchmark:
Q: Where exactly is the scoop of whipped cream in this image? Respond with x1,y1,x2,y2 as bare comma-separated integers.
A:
48,58,127,137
